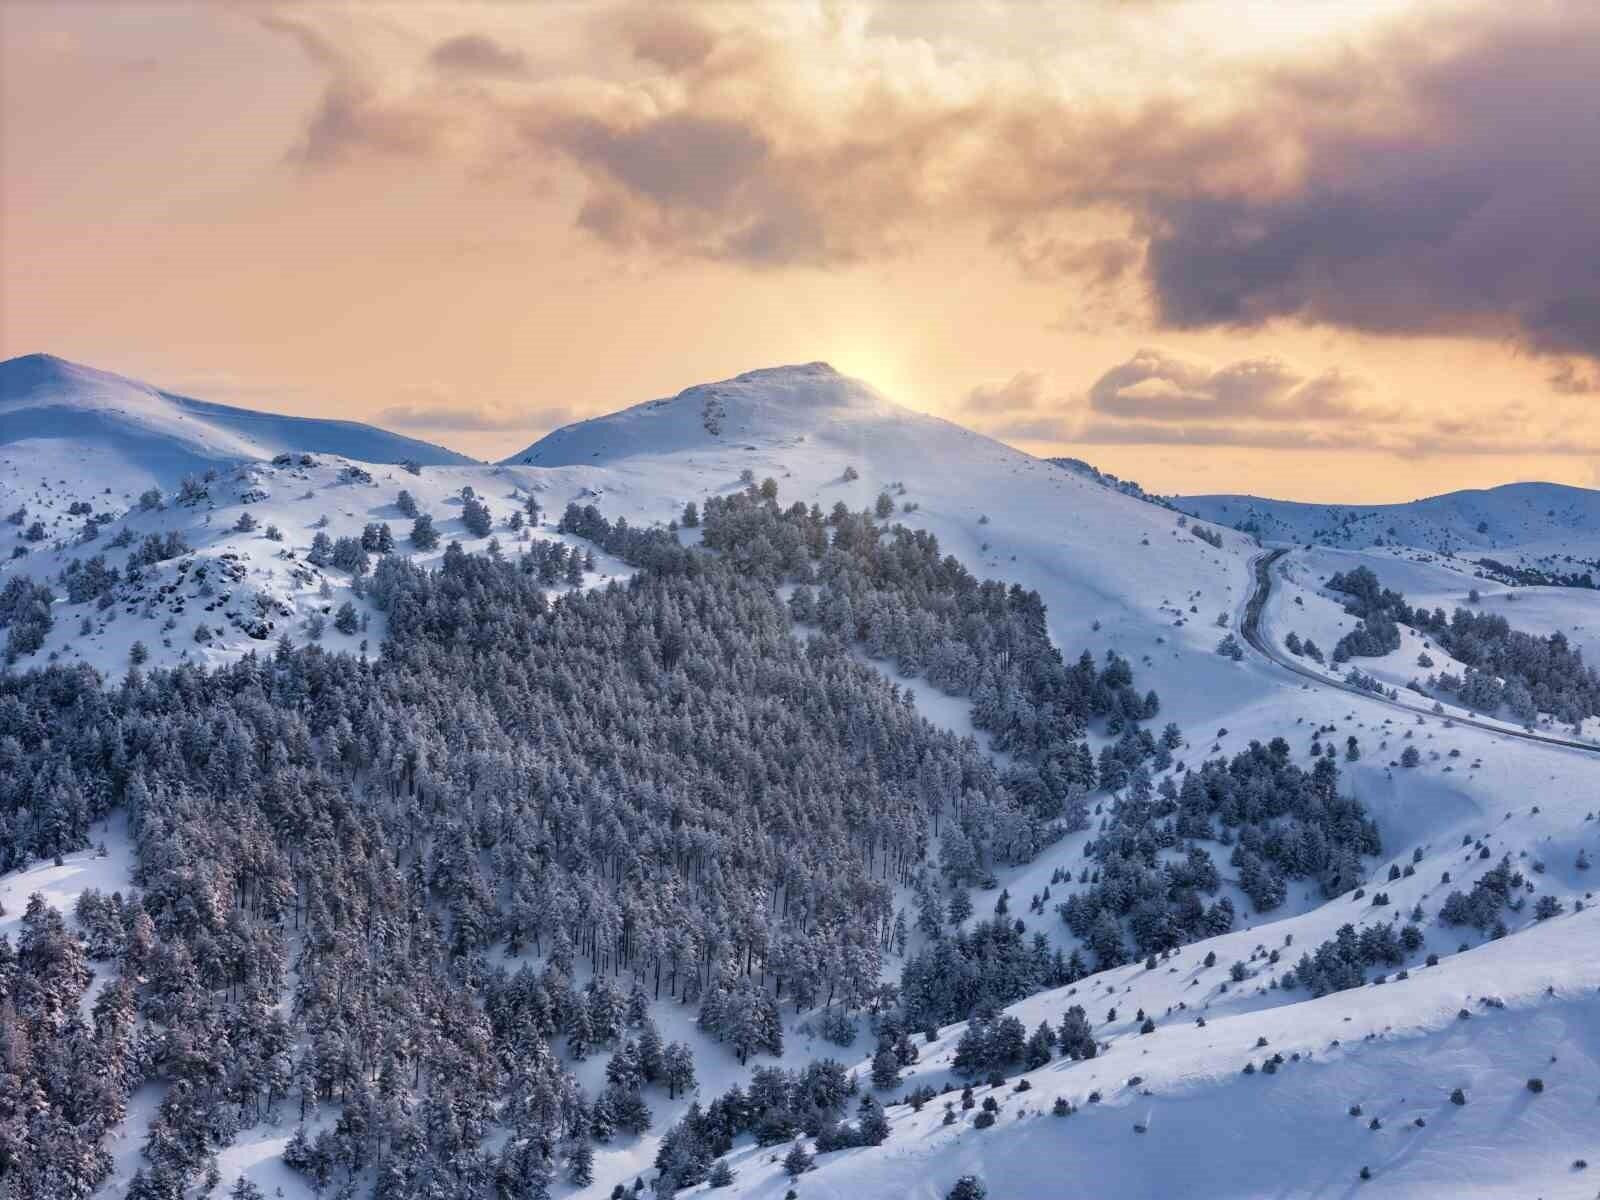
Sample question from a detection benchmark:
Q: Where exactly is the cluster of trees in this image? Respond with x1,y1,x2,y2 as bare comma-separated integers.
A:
0,575,54,663
520,538,590,588
307,531,370,577
1058,740,1379,968
126,531,192,573
1283,631,1327,663
556,503,691,575
1439,856,1523,932
900,918,1083,1028
652,1060,861,1192
1475,558,1595,590
1281,920,1424,997
1328,565,1600,722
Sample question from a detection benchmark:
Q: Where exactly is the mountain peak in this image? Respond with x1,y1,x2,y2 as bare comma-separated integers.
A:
502,361,891,466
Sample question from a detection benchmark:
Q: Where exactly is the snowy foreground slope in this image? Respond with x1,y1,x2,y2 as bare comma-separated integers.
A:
704,908,1600,1200
4,358,1600,1200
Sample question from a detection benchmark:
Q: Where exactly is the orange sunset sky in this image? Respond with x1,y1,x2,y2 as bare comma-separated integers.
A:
3,0,1597,500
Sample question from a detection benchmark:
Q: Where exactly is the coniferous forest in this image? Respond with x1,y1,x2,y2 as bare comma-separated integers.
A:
0,485,1382,1199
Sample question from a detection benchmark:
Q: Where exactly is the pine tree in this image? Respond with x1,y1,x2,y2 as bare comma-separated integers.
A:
567,1140,594,1186
870,1043,901,1090
857,1094,889,1146
782,1140,815,1177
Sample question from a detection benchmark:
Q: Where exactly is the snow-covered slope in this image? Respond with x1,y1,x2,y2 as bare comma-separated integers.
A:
706,907,1600,1200
1178,482,1600,567
0,353,474,492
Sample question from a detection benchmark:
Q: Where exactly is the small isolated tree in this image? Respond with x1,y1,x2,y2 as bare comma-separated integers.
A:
708,1160,735,1188
782,1140,814,1178
871,1043,902,1090
397,489,419,517
681,502,700,528
842,465,859,482
1400,746,1421,768
234,510,258,533
410,513,439,550
129,640,149,666
857,1094,890,1146
334,601,359,636
947,1176,988,1200
462,496,493,537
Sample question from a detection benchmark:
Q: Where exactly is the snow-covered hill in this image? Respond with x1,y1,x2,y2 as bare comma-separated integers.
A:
1178,482,1600,569
502,363,1259,731
1,353,474,492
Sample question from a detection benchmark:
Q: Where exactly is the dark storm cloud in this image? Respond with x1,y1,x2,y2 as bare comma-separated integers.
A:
1137,5,1600,356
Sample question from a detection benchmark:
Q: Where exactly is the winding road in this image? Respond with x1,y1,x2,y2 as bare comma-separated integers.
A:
1240,547,1600,757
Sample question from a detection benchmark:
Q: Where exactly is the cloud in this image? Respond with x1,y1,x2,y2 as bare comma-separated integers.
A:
963,371,1047,415
1133,4,1600,358
602,5,718,72
429,34,530,80
1548,360,1598,395
1086,350,1383,423
262,14,447,166
375,388,573,432
965,348,1600,458
257,1,1600,361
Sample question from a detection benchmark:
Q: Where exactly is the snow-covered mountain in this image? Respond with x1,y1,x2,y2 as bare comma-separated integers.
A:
4,356,1600,1200
502,362,1258,725
1178,481,1600,566
1,353,475,490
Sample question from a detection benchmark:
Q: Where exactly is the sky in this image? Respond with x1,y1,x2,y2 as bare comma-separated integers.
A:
2,0,1597,501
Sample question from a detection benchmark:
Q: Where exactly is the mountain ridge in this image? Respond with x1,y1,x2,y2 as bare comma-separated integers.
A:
0,353,479,480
